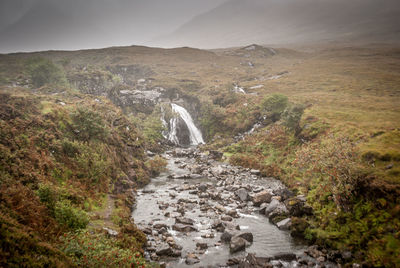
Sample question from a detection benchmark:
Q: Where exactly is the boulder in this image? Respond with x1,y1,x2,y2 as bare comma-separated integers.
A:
236,188,250,202
229,237,247,253
264,199,286,216
156,244,173,256
234,232,253,243
220,230,235,243
276,218,292,230
253,190,272,206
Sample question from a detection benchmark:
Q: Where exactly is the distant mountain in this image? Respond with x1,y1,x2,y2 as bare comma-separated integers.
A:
154,0,400,48
0,0,227,53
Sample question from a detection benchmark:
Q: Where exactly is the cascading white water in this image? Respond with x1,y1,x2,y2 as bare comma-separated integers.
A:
170,103,204,145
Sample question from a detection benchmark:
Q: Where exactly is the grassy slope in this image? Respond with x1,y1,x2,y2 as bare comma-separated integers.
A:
0,87,164,267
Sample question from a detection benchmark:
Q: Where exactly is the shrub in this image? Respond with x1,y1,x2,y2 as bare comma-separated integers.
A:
282,104,305,134
37,183,58,211
145,156,167,177
27,57,68,88
60,230,148,267
71,107,108,143
260,94,289,121
293,136,366,211
54,200,89,230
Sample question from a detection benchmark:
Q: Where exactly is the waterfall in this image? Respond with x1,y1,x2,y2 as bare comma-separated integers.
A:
170,103,204,145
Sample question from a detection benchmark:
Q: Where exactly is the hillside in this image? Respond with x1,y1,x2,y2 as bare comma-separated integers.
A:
0,43,399,266
155,0,400,48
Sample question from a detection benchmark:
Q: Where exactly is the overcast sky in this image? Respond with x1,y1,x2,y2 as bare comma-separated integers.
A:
0,0,399,53
0,0,228,53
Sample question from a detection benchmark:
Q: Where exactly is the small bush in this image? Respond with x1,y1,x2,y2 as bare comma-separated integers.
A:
145,156,167,177
37,183,58,211
260,94,288,121
27,57,68,88
282,104,305,133
54,200,89,230
71,107,108,142
60,230,147,267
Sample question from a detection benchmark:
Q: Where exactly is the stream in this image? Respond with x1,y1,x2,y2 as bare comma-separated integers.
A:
132,148,337,267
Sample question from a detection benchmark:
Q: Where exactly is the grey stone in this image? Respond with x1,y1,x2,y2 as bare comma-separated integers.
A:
229,237,247,253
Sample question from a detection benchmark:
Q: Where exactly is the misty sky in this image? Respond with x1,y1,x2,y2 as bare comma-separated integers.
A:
0,0,228,53
0,0,399,53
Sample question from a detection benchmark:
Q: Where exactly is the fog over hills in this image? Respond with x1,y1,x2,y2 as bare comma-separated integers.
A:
0,0,399,53
155,0,400,48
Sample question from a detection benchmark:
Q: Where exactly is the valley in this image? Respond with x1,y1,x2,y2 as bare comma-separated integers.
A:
0,42,399,267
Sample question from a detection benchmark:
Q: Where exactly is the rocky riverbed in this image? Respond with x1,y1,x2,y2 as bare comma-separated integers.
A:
133,148,344,267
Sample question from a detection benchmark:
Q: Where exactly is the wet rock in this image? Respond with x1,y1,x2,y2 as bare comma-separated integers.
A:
227,258,240,266
201,233,215,239
253,186,264,193
274,188,294,201
185,253,200,265
153,223,168,229
212,220,226,232
236,188,250,202
151,252,160,261
226,209,239,218
259,203,269,214
221,215,233,222
103,227,118,236
196,242,208,250
158,203,169,210
172,224,198,233
209,150,223,160
273,252,297,261
198,184,208,192
253,190,272,206
264,199,287,217
220,231,235,243
171,250,182,257
175,217,195,225
234,232,254,243
142,189,155,194
239,253,272,268
250,169,261,175
276,218,291,230
156,243,173,256
141,227,152,235
284,197,312,217
165,236,175,245
211,166,227,176
229,237,247,253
